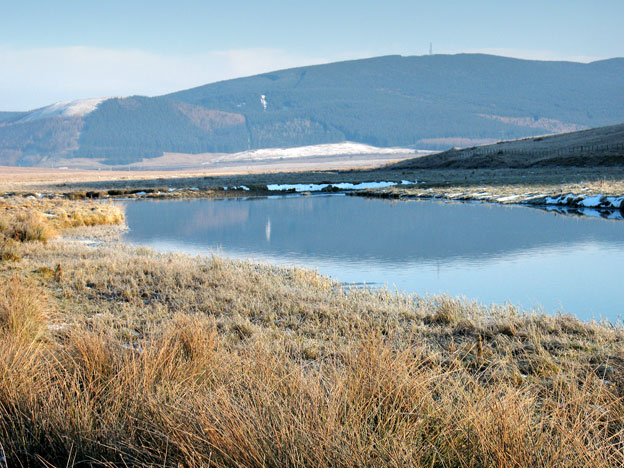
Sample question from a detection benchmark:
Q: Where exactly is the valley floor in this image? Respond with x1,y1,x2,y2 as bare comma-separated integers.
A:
1,173,624,466
3,165,624,220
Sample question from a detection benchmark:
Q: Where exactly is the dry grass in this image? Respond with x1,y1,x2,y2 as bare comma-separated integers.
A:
0,276,49,343
1,197,624,467
0,278,623,467
0,211,56,243
0,197,124,245
0,238,22,262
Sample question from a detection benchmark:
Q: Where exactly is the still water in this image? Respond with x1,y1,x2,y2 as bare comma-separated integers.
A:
123,195,624,321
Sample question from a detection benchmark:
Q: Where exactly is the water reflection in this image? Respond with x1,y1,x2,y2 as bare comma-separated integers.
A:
123,195,624,321
265,218,271,242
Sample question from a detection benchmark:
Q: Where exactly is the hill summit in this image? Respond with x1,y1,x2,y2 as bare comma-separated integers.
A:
1,54,624,166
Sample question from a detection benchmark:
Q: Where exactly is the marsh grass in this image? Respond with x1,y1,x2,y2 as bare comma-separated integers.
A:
0,238,22,262
0,212,56,243
0,198,123,246
0,290,623,467
1,197,624,467
0,276,49,343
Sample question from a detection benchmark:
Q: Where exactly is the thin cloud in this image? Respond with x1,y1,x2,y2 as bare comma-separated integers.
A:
0,46,329,110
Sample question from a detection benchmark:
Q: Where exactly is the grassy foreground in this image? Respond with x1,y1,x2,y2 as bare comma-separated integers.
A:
1,198,624,467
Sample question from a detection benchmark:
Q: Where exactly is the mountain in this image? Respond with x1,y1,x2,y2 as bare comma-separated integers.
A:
1,54,624,166
391,123,624,169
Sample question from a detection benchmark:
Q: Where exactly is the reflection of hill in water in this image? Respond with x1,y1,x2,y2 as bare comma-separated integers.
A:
124,196,624,265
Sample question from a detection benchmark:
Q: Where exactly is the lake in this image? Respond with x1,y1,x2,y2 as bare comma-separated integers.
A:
122,195,624,322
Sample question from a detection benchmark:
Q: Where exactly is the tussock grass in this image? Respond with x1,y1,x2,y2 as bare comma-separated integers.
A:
0,238,22,261
0,197,124,247
1,197,624,466
0,294,622,467
3,212,57,242
0,276,49,343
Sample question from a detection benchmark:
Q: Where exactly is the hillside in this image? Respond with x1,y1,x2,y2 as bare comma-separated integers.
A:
391,123,624,169
1,54,624,166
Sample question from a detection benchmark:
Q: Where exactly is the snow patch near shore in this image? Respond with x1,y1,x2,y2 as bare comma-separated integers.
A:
541,193,624,209
605,197,624,208
545,194,572,205
267,180,417,192
496,195,521,202
579,195,604,207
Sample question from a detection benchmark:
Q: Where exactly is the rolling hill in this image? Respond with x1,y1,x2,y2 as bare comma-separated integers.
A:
1,54,624,166
391,123,624,169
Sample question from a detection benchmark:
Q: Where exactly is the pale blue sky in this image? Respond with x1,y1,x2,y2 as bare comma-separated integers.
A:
1,0,623,110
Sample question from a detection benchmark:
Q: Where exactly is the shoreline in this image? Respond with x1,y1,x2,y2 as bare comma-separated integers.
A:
4,182,624,225
3,165,624,218
353,187,624,220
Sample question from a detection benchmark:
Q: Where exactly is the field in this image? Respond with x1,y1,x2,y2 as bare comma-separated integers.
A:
1,180,624,467
0,152,410,193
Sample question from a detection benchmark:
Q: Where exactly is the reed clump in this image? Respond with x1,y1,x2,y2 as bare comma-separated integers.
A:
0,211,56,243
0,276,49,343
0,237,22,261
0,197,124,247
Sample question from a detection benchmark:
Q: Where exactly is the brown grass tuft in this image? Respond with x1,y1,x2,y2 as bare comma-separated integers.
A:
1,320,622,467
0,276,49,343
0,197,124,245
3,212,56,243
0,238,22,261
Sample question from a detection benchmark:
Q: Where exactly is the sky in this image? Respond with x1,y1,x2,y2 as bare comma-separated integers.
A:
1,0,623,111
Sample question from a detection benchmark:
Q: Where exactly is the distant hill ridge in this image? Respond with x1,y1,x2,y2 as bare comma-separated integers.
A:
1,53,624,166
391,123,624,169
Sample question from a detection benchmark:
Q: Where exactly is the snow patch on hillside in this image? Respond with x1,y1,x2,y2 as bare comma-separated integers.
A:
18,97,112,123
210,142,423,164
